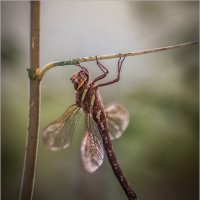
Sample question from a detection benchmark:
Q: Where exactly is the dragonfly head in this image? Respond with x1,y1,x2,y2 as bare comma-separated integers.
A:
70,69,89,91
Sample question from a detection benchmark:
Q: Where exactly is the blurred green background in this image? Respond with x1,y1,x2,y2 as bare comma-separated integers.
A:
2,2,199,200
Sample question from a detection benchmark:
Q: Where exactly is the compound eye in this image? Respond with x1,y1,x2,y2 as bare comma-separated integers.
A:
80,71,85,76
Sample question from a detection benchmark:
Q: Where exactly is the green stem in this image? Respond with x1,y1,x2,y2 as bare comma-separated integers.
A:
36,41,198,80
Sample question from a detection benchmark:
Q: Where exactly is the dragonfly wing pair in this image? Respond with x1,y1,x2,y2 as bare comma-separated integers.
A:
105,104,129,140
81,103,129,173
81,115,104,173
43,104,81,151
43,103,129,173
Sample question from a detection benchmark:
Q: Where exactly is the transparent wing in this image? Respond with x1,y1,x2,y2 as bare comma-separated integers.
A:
43,104,81,151
105,103,129,140
81,114,104,173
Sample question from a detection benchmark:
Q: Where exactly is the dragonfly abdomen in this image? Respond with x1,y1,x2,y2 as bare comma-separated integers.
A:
93,105,137,200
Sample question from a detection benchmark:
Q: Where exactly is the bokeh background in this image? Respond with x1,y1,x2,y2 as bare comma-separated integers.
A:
2,1,199,200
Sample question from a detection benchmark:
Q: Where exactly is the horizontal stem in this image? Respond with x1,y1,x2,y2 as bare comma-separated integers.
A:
36,41,198,80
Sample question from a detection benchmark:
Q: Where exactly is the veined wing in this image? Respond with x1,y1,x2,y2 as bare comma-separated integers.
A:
81,114,104,173
43,104,81,151
105,103,129,140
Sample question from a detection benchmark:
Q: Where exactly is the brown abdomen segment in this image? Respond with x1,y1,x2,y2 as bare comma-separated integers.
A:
93,108,137,200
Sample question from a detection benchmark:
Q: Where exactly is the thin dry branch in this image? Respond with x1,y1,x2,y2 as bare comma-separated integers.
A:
19,2,40,200
35,41,198,80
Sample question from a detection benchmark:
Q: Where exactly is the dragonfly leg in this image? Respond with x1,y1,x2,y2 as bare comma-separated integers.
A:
92,56,109,85
95,54,126,88
76,63,89,73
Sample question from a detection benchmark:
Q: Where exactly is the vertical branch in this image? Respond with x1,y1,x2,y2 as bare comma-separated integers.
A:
19,2,40,200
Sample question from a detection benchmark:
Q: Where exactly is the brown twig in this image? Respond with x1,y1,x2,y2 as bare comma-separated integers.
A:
36,41,198,80
19,2,40,200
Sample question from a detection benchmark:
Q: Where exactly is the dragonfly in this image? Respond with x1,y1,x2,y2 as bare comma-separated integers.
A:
43,55,137,200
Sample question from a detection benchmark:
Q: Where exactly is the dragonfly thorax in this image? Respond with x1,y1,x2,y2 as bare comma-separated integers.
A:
76,83,99,114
